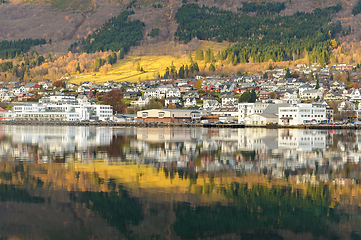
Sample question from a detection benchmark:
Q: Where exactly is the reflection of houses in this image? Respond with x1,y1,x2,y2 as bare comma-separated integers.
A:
2,125,114,162
237,128,278,151
278,129,326,151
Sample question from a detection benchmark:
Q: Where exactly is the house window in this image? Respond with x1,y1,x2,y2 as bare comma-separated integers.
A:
142,112,148,118
159,112,164,118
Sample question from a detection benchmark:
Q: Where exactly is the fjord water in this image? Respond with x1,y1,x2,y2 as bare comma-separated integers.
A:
0,125,360,240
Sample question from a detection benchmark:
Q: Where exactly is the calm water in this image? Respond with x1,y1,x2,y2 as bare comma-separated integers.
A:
0,125,360,239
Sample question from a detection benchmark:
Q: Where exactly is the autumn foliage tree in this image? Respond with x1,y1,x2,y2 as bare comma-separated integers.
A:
102,89,127,114
53,80,64,88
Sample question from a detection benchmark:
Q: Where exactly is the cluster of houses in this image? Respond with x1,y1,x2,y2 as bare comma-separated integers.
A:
2,62,361,125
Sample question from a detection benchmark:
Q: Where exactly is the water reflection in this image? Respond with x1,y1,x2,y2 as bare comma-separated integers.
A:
0,125,360,180
0,125,360,239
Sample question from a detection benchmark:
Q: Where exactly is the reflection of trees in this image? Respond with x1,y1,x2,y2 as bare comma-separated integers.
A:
0,184,45,203
101,135,133,158
69,186,143,236
0,163,45,203
332,132,356,151
0,163,44,187
240,151,256,161
173,183,339,239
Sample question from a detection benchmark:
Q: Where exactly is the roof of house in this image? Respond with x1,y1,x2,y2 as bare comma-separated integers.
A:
24,83,39,87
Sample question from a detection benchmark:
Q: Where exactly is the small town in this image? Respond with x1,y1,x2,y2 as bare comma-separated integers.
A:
0,62,361,126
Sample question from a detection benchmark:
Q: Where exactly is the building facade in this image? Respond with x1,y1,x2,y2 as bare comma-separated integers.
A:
278,103,327,125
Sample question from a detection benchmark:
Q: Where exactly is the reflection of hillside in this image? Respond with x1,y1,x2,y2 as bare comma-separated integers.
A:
0,162,360,239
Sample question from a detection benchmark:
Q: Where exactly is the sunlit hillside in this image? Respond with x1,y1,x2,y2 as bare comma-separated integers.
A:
68,55,192,84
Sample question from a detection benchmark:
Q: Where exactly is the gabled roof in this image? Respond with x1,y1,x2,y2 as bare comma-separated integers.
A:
24,83,39,87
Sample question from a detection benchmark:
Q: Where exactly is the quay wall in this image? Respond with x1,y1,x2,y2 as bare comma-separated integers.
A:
0,121,360,130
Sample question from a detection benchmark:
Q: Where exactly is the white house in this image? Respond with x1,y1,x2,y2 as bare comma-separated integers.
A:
131,96,150,107
348,89,361,101
165,97,181,106
183,97,197,107
165,88,181,98
203,98,220,110
300,89,322,101
11,86,26,95
244,113,278,125
144,88,163,99
221,93,238,107
283,90,298,100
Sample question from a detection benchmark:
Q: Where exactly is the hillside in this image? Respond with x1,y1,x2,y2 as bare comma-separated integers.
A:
0,0,354,55
1,0,361,82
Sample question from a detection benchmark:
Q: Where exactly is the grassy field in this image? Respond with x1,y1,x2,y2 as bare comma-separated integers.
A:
69,55,192,84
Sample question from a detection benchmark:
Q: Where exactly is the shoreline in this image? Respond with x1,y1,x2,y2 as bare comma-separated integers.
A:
0,121,360,130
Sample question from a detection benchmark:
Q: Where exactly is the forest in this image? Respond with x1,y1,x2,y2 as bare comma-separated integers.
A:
174,4,342,65
0,38,46,59
352,0,361,15
239,1,286,15
74,10,145,54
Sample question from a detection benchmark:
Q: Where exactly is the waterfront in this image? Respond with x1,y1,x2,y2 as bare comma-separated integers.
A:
0,125,361,239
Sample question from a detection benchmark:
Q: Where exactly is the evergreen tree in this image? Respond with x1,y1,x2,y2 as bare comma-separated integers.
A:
204,48,214,63
178,65,185,78
209,63,216,72
76,62,81,73
284,68,292,79
195,49,204,60
239,90,250,102
164,67,170,78
185,65,189,77
249,89,257,103
315,78,320,89
263,72,268,79
347,71,351,82
187,51,193,62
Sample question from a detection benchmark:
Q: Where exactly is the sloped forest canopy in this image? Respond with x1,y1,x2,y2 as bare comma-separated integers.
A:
175,4,342,64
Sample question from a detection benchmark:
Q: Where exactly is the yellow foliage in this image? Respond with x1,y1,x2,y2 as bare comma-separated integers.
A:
331,39,338,48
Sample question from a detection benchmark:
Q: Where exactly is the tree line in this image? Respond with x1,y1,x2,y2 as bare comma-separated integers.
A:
163,62,200,79
352,0,361,15
70,10,144,55
174,4,342,65
0,38,46,59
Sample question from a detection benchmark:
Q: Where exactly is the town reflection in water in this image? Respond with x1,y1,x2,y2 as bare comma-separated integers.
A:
0,125,360,239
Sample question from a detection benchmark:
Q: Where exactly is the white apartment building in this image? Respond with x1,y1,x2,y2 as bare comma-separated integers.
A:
238,102,271,123
7,101,113,122
238,103,255,123
278,103,326,125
